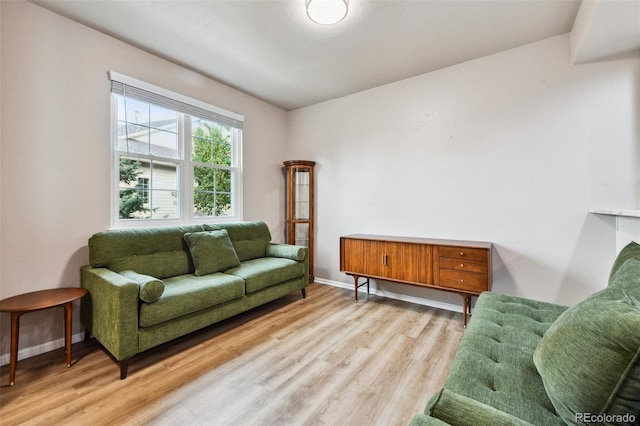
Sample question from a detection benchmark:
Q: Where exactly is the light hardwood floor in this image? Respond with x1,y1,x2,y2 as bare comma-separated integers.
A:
0,283,465,426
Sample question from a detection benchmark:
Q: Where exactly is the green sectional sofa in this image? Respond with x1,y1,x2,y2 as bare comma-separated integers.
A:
410,241,640,426
81,221,309,379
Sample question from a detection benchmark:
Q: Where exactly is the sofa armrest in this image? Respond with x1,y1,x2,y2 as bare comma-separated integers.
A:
426,388,536,426
81,266,139,361
409,414,452,426
266,243,308,261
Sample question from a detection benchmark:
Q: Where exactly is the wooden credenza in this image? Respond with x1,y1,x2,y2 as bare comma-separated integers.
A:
340,234,492,326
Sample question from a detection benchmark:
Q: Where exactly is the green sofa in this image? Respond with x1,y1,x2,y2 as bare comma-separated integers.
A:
81,221,309,379
410,241,640,426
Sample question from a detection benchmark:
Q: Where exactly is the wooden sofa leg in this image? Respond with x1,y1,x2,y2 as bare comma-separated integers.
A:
301,288,306,298
120,359,129,380
84,330,91,342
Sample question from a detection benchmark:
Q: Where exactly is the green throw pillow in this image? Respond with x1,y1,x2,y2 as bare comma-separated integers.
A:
184,230,241,276
266,243,307,261
533,259,640,425
609,241,640,284
119,270,165,303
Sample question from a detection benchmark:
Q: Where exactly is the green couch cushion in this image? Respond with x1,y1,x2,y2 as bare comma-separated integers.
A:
110,250,194,280
225,257,306,293
183,230,241,276
609,241,640,284
442,292,567,425
139,273,245,327
205,221,271,262
119,270,165,303
425,388,537,426
408,413,455,426
533,259,640,425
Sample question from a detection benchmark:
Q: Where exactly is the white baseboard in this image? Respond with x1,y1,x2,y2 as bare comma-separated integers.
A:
314,277,464,313
0,332,86,366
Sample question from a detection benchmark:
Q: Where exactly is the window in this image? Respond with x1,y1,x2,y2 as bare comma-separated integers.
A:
137,177,149,205
110,72,243,226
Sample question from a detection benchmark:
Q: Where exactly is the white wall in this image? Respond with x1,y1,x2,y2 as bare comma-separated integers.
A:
289,34,639,308
0,1,288,360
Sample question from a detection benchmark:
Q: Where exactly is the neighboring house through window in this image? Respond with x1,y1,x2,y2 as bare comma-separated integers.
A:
110,72,244,226
137,177,149,204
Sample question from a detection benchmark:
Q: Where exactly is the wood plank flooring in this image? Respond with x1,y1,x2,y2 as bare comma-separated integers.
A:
0,283,465,426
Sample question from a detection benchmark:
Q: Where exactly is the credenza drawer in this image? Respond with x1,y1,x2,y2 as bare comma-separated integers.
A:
439,257,488,273
439,269,488,293
439,246,488,262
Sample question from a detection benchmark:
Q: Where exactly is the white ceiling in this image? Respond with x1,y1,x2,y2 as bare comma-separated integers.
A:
31,0,590,110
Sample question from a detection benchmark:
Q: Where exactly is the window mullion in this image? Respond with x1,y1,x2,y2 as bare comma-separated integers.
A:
181,114,192,220
232,128,242,219
148,160,154,219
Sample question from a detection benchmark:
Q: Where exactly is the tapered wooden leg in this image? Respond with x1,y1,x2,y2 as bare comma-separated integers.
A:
301,288,306,298
120,359,129,380
64,302,73,367
461,295,473,328
352,275,371,302
9,312,22,386
461,295,469,328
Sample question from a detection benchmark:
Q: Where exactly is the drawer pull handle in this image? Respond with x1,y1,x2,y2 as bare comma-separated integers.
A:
460,252,464,256
461,263,464,268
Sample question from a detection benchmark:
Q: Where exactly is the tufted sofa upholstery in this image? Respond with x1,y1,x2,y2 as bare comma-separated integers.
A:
410,241,640,426
425,294,568,425
81,221,309,379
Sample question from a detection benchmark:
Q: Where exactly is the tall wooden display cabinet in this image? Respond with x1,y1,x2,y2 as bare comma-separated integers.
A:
283,160,315,283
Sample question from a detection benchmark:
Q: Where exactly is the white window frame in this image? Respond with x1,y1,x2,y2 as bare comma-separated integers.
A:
109,72,243,228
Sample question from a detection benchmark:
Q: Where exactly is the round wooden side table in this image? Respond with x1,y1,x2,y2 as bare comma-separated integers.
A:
0,287,88,386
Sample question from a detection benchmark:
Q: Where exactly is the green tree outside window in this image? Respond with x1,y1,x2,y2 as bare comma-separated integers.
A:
119,157,151,219
192,121,233,216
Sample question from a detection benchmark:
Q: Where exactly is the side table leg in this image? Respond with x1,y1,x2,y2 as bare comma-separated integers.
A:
64,302,72,367
9,312,22,386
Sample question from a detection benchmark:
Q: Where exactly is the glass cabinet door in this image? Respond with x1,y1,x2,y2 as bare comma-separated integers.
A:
293,168,310,220
284,160,315,282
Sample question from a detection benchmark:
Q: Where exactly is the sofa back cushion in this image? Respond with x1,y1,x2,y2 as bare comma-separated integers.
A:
89,225,205,279
205,221,271,262
533,259,640,425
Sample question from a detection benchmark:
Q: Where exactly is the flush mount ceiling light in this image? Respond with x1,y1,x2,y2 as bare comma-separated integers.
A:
306,0,349,25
